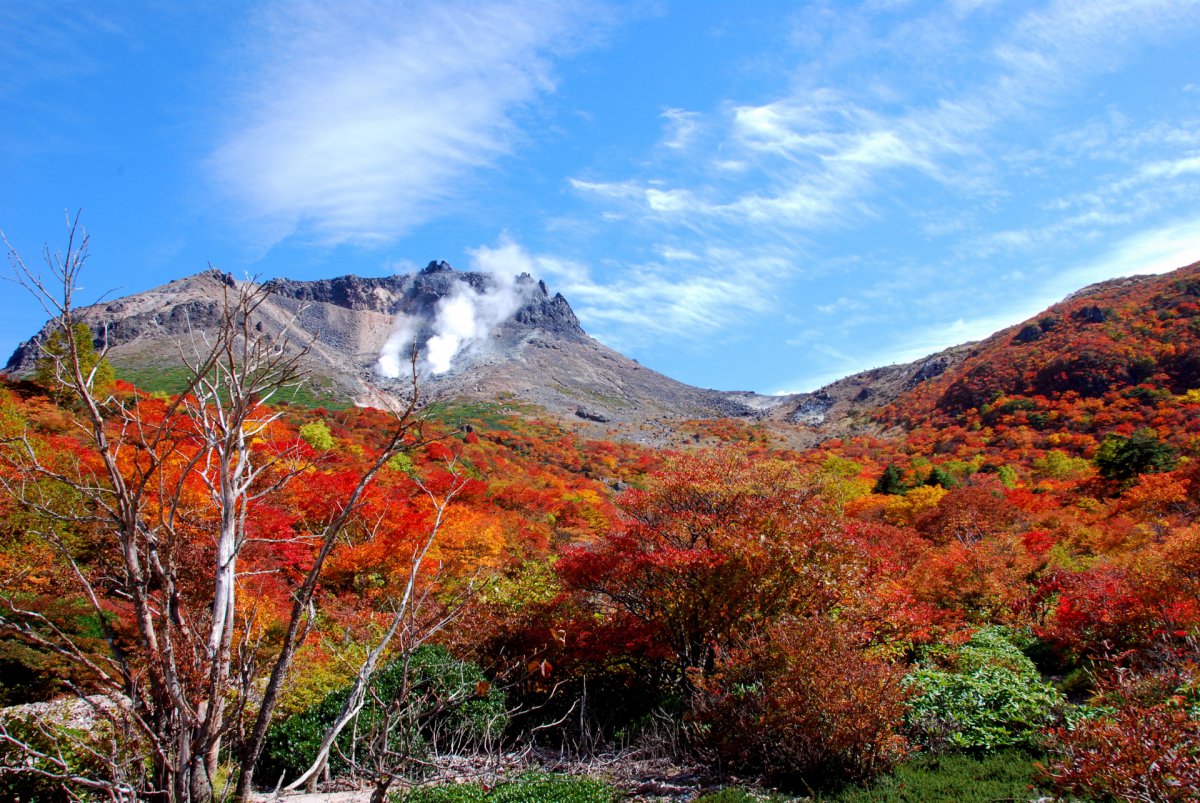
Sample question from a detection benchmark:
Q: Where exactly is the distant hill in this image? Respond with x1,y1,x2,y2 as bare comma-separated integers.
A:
5,262,781,431
879,261,1200,430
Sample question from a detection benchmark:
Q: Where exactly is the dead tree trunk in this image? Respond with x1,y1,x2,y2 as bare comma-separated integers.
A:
2,214,427,802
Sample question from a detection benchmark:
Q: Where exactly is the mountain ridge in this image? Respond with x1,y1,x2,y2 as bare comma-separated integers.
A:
12,260,1194,443
4,263,788,433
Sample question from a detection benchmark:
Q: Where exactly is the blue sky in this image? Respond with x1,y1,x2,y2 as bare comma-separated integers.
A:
3,1,1199,394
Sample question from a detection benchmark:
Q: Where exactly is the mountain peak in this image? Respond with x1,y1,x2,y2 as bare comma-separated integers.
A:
6,261,598,405
15,258,1197,443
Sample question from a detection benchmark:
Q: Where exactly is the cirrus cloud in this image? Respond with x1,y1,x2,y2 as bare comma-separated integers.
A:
209,0,610,249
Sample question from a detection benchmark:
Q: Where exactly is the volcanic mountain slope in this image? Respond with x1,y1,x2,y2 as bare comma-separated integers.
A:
5,261,788,427
18,258,1193,442
760,344,972,432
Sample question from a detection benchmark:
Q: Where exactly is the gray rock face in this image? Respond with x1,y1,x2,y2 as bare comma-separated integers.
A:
909,353,956,386
262,263,585,339
790,394,833,425
575,406,611,423
4,261,973,444
5,263,774,432
264,275,405,313
513,288,581,337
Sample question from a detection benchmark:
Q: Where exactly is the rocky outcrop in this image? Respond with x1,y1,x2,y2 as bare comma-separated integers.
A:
1,260,982,444
5,263,776,431
512,287,581,337
6,270,245,376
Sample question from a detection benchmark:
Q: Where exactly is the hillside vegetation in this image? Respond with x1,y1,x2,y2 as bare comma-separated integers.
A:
3,263,1200,802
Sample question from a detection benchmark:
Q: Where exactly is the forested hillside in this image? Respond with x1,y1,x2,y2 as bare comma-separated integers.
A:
3,263,1200,802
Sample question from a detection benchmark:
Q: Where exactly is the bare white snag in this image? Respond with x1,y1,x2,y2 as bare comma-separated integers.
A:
285,456,470,792
0,215,428,803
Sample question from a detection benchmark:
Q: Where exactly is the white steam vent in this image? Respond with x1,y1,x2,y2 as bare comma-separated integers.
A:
375,271,531,378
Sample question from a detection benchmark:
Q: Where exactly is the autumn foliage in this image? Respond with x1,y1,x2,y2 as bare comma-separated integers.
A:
557,449,843,679
3,261,1200,795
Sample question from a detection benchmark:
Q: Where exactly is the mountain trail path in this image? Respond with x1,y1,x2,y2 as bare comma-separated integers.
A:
251,791,373,802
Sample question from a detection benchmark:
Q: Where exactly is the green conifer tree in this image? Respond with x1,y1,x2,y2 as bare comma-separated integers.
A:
873,464,907,495
34,322,115,398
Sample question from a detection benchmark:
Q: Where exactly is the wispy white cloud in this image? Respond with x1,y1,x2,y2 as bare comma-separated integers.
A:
573,0,1200,235
209,0,609,249
561,0,1200,392
658,246,701,261
815,297,867,316
660,108,701,150
468,233,781,349
971,144,1200,262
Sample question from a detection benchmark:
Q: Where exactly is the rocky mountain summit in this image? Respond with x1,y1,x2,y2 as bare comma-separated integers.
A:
5,260,976,440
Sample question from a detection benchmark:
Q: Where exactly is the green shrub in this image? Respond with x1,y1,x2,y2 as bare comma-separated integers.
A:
1032,449,1091,481
261,645,506,785
826,749,1045,802
924,466,954,489
872,465,907,496
692,753,1050,803
299,419,334,451
400,772,619,802
388,451,416,476
1094,429,1177,484
995,465,1018,489
34,323,115,399
904,627,1063,751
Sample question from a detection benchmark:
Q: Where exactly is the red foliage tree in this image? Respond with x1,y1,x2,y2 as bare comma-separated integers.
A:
557,447,843,681
692,615,910,787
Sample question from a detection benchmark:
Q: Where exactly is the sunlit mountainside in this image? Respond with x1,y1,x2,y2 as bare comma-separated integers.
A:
3,258,1200,801
5,1,1200,799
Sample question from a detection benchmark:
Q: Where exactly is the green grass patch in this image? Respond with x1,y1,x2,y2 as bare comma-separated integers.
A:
702,750,1048,803
422,399,538,432
114,362,349,410
398,772,620,803
115,364,195,396
273,381,351,411
821,749,1047,803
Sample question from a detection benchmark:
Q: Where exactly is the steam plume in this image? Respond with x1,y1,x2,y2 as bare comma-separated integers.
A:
375,317,418,379
375,270,531,378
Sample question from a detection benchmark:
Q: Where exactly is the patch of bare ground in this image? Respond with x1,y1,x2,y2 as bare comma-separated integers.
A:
249,748,721,802
535,748,705,800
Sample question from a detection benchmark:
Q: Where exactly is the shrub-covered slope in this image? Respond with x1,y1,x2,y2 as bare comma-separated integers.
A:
4,261,1200,801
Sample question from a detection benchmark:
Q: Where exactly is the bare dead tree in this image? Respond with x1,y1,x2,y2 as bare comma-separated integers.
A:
232,366,427,801
284,453,472,793
0,213,429,802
